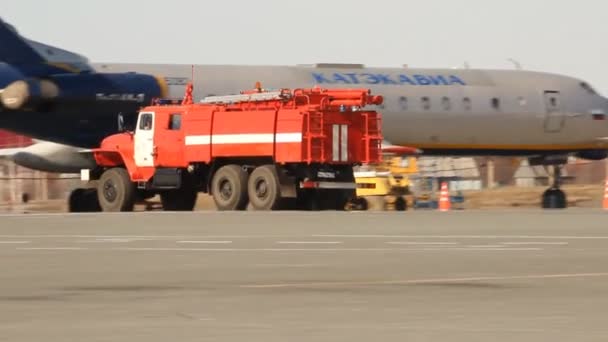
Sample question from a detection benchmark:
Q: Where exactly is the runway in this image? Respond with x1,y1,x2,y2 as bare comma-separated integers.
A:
1,210,608,341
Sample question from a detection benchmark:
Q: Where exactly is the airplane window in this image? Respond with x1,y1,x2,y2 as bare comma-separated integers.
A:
518,97,527,106
441,97,451,110
463,97,471,110
550,97,557,107
491,98,500,110
421,97,430,110
580,82,597,95
399,96,408,110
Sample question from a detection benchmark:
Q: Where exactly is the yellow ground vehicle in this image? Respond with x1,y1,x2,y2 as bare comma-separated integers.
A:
348,155,418,211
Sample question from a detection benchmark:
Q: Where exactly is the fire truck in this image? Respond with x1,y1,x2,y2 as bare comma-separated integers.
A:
82,84,385,212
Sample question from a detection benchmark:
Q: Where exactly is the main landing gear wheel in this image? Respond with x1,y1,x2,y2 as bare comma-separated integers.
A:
68,188,101,212
97,168,136,212
248,165,283,210
542,188,567,209
541,165,567,209
211,164,249,210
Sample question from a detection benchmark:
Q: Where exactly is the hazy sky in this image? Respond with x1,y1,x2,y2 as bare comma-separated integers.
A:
3,0,608,94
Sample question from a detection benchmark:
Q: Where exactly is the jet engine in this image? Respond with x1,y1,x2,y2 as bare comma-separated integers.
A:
0,72,167,113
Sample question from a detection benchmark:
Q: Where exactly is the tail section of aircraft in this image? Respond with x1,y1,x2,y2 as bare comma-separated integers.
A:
0,17,168,146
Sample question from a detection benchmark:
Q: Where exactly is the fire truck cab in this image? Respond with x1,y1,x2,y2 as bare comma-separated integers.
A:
84,85,385,212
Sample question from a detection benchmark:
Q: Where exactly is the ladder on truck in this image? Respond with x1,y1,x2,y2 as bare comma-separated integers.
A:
303,111,325,163
362,112,382,164
200,91,291,104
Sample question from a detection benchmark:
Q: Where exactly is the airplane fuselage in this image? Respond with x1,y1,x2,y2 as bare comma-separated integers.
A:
87,64,608,156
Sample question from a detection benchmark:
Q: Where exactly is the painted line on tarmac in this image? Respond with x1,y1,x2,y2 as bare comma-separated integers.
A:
466,245,509,248
386,242,459,245
17,247,88,251
240,272,608,289
98,247,542,252
277,241,343,245
0,241,30,244
314,234,608,240
500,242,569,245
178,241,233,244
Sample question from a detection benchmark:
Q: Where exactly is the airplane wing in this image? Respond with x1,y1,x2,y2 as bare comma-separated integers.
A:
0,147,24,159
381,140,422,155
0,17,94,75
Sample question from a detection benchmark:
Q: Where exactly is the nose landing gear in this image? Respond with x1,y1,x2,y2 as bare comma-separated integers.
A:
542,165,567,209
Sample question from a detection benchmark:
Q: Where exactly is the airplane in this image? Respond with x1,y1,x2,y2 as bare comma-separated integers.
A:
1,18,607,211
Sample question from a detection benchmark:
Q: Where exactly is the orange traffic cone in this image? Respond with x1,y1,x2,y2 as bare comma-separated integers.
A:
603,179,608,210
439,182,451,212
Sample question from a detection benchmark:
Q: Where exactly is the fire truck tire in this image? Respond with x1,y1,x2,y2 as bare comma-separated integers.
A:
97,167,136,212
211,164,249,210
247,165,282,211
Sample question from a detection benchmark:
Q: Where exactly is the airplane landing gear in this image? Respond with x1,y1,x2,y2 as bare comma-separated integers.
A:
541,165,567,209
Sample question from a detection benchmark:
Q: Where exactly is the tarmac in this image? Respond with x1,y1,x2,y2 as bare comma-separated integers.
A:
1,209,608,341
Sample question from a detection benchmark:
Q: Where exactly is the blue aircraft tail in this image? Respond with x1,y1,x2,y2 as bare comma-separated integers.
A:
0,17,94,76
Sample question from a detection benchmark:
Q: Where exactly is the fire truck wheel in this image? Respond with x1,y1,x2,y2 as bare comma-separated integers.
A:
97,168,136,212
248,165,282,210
211,164,249,210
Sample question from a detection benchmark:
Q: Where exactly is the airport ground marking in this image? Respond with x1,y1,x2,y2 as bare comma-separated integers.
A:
178,240,233,244
386,242,459,245
240,272,608,289
17,247,88,251
276,241,343,245
97,247,542,252
313,234,608,240
0,241,30,244
500,242,569,245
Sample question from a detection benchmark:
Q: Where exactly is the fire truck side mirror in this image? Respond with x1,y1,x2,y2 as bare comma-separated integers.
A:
117,113,126,132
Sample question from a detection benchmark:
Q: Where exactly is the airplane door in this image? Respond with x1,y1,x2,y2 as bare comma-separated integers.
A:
543,91,564,132
134,112,155,167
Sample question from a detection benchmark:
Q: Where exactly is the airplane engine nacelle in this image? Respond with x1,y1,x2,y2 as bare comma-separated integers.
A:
0,73,167,112
11,141,97,174
0,63,23,88
0,78,59,110
575,150,608,161
0,63,25,110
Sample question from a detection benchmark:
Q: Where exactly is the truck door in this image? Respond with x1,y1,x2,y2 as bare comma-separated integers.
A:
134,112,155,167
155,113,186,167
543,91,564,132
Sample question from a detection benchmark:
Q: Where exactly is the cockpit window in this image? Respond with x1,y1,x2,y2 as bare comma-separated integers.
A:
580,82,597,95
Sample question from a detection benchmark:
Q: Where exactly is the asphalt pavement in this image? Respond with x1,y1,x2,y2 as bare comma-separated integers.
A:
1,209,608,341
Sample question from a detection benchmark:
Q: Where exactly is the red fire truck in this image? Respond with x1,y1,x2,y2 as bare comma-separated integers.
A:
83,84,385,212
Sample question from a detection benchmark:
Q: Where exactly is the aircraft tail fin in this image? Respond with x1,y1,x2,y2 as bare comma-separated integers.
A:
0,17,44,65
0,17,94,75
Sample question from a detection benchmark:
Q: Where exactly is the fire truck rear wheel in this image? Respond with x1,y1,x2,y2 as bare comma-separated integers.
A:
97,167,136,212
248,165,282,211
211,164,249,210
